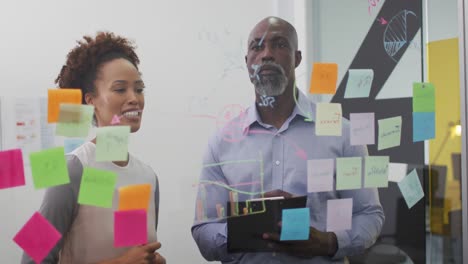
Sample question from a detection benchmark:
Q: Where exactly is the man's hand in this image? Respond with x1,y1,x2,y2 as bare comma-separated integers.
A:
262,189,293,199
263,226,338,259
261,190,338,258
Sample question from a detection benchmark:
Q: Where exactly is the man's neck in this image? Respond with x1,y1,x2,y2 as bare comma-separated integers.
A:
256,86,296,129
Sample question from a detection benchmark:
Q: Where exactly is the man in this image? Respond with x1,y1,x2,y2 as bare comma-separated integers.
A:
192,16,384,263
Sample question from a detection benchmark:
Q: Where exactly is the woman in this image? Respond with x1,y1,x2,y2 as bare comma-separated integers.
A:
21,32,165,264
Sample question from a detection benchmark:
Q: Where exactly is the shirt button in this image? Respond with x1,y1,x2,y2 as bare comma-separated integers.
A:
275,160,280,165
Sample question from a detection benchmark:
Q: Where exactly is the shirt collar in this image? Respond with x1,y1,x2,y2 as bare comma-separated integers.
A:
241,89,316,133
292,88,315,122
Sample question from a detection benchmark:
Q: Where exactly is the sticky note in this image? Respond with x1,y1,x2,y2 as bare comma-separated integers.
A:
336,157,362,190
309,63,338,94
47,89,82,123
364,156,389,188
388,163,408,182
344,69,374,98
13,212,61,264
96,126,130,162
316,103,342,136
78,167,117,208
350,113,375,145
280,208,310,241
413,112,435,142
413,82,435,112
378,116,402,150
56,104,94,137
326,198,353,231
29,147,70,189
58,104,82,122
118,184,152,211
0,149,25,189
307,159,334,193
398,169,424,209
114,209,147,247
64,138,85,153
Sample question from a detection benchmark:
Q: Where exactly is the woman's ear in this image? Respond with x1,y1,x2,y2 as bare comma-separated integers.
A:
84,93,94,106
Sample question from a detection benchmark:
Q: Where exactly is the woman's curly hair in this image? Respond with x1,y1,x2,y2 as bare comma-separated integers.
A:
55,32,140,104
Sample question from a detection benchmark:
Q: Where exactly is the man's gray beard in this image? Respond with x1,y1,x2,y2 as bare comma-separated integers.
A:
254,74,288,97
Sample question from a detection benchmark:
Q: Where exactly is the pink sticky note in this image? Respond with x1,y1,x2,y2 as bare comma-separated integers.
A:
111,115,121,125
114,209,147,247
13,212,61,264
350,113,375,146
0,149,25,189
307,159,334,193
326,198,353,232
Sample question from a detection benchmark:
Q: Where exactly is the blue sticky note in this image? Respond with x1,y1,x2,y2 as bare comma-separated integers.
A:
398,169,424,209
344,69,374,98
280,208,310,241
413,112,435,142
64,138,85,153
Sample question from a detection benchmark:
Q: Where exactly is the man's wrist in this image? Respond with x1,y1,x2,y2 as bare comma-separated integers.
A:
327,232,338,257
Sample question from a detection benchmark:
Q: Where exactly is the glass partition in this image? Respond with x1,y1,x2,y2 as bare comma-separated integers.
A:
304,0,463,263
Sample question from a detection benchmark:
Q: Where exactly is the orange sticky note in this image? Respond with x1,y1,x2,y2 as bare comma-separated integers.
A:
309,63,338,94
48,89,82,123
118,184,151,211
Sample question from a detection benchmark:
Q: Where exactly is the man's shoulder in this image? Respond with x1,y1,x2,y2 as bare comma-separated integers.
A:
208,105,254,145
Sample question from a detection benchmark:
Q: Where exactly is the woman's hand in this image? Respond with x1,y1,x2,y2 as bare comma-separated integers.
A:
154,252,166,264
117,241,162,264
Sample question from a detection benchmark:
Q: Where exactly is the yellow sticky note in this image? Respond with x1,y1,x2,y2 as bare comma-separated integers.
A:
48,89,82,123
316,103,342,136
309,63,338,94
118,184,151,211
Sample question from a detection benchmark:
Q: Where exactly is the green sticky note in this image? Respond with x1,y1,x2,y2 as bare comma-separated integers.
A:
364,156,389,188
316,103,342,136
336,157,362,190
29,147,70,189
413,82,435,112
96,126,130,162
398,169,424,209
344,69,374,98
378,116,402,151
56,104,94,137
78,167,117,208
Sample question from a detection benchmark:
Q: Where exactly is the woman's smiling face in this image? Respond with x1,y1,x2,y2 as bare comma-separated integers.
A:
85,58,145,133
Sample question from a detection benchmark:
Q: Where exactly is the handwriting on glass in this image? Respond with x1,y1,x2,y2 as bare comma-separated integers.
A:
381,125,400,137
84,174,113,185
367,165,388,176
320,112,341,124
102,133,126,152
344,167,359,177
42,160,57,171
258,95,275,108
358,75,372,89
368,0,381,15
